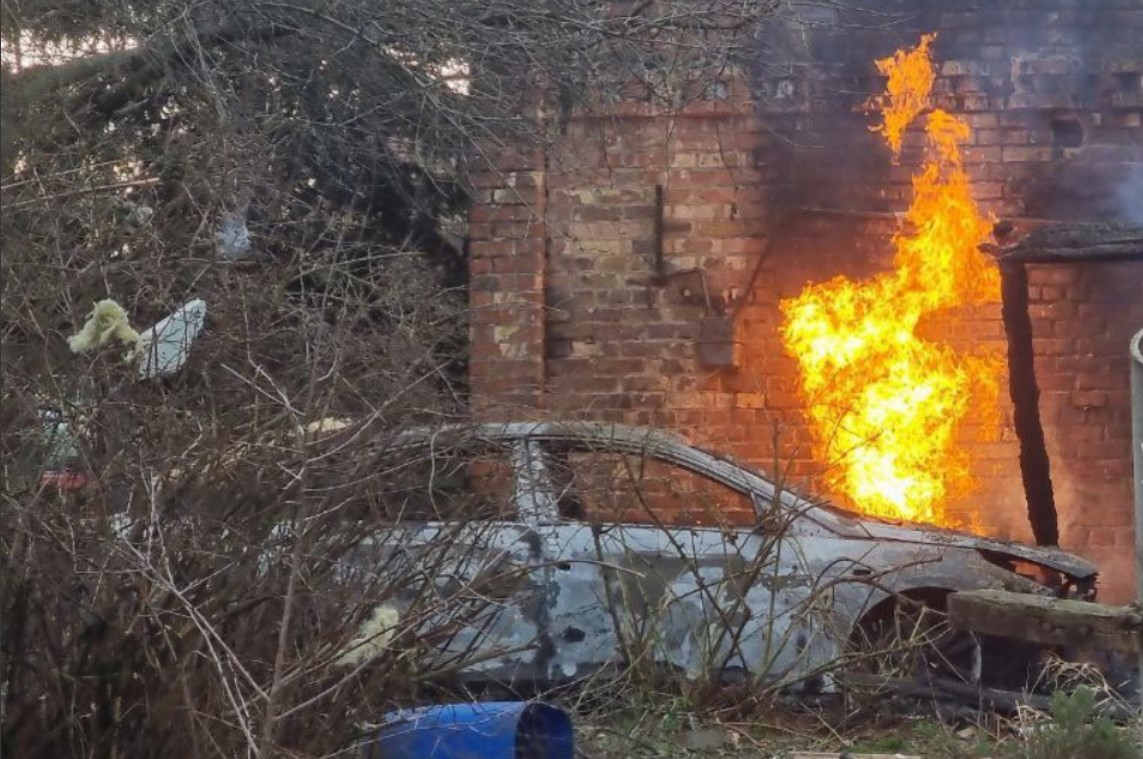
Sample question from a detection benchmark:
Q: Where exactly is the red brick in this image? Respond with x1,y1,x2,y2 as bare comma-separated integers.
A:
1104,460,1136,478
1037,373,1076,391
1029,267,1081,285
1071,390,1109,408
1078,441,1132,460
1075,372,1123,391
1001,146,1054,162
1028,301,1076,319
1032,337,1072,355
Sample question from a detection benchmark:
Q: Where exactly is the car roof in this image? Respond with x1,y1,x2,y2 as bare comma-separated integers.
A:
396,420,796,503
472,421,692,448
388,421,691,454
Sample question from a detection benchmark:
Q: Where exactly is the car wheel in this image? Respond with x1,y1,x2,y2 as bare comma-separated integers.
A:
851,592,982,686
851,592,1044,691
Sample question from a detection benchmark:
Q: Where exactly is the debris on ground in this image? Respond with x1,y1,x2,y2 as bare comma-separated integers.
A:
363,701,573,759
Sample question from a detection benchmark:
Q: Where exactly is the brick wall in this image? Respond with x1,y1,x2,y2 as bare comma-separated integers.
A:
468,0,1143,602
1031,261,1143,598
468,144,548,411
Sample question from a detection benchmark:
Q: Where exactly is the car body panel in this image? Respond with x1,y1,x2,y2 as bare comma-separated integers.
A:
370,423,1098,688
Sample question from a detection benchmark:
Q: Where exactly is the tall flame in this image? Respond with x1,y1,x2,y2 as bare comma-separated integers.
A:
780,34,1001,525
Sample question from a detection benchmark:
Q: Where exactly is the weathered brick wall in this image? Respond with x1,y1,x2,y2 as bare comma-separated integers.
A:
469,145,548,411
1031,261,1143,598
468,0,1143,601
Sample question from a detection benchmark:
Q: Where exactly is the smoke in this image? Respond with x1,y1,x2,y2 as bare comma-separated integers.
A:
1114,163,1143,226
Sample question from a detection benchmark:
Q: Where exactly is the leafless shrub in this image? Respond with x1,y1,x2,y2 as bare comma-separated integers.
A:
2,1,819,755
0,55,481,748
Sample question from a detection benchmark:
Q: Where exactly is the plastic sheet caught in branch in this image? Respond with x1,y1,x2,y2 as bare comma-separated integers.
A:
136,299,207,379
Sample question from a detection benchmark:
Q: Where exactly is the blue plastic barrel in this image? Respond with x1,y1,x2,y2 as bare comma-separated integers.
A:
363,701,574,759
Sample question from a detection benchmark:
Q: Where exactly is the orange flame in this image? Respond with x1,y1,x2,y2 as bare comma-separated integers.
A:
874,33,937,155
780,34,1001,525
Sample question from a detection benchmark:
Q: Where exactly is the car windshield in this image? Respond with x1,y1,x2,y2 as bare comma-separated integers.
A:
680,441,886,526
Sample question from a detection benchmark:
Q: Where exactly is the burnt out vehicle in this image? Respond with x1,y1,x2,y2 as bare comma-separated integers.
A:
363,422,1098,692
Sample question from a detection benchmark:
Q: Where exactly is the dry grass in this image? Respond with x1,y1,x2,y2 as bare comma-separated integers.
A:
572,694,1140,759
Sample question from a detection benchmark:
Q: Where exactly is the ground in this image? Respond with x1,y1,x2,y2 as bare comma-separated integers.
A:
572,696,1142,758
578,710,998,758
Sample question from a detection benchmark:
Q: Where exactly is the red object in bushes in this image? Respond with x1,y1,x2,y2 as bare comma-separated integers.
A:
41,470,91,491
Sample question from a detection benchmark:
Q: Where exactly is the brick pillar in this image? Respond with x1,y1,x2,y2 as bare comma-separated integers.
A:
1030,261,1143,604
468,147,548,416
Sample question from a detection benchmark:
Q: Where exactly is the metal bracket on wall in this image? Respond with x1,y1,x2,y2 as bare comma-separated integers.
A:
645,188,791,367
644,182,715,315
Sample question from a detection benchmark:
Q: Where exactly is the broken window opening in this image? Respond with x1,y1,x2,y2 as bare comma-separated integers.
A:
543,445,757,528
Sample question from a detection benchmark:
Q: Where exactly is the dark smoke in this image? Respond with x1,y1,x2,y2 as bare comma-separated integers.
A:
1115,163,1143,226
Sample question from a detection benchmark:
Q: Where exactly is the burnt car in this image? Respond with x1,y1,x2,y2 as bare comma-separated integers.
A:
362,422,1098,692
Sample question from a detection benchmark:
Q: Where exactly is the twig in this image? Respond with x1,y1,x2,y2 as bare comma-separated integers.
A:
4,178,160,210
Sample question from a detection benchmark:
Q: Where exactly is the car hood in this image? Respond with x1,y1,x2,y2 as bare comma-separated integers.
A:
820,513,1099,579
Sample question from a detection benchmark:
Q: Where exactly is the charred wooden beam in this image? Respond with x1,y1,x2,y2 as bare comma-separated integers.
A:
987,221,1143,264
1000,260,1059,547
948,589,1143,656
1004,244,1143,263
842,671,1138,720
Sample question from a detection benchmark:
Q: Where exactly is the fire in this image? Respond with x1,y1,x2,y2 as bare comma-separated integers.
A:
780,34,1001,526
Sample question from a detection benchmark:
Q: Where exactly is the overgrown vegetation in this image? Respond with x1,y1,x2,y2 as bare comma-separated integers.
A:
1012,687,1139,759
0,0,798,756
575,690,1141,759
3,2,1140,758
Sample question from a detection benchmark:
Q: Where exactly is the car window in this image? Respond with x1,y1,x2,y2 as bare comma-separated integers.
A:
545,446,756,527
368,443,518,521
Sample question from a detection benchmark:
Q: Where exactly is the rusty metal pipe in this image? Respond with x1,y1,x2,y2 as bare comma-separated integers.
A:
1132,328,1143,568
1130,326,1143,718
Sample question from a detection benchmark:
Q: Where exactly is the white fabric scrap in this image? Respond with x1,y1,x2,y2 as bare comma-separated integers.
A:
336,605,400,667
215,210,252,260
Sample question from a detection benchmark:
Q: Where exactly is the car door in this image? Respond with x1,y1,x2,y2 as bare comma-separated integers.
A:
533,441,839,688
373,436,556,685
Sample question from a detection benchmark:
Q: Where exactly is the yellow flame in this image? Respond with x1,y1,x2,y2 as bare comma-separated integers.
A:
780,34,1001,525
873,33,937,156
